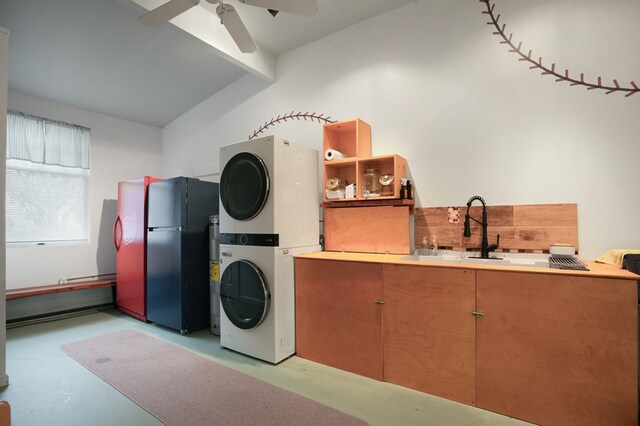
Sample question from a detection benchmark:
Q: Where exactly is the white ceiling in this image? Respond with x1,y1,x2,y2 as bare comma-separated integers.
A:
0,0,415,127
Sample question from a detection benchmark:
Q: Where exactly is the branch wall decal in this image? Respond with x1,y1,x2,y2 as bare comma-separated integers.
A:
481,0,639,97
249,111,336,140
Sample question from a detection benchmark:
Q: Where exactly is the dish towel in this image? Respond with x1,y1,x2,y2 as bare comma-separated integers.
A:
595,249,640,268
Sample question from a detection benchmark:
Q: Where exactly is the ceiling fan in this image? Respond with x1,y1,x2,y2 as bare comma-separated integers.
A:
137,0,319,54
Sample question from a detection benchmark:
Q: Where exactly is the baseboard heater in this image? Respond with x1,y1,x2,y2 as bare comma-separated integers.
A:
6,304,115,329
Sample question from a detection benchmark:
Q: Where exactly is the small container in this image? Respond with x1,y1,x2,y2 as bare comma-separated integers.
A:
325,177,347,199
379,174,394,196
550,244,575,257
362,168,381,197
345,184,356,199
326,177,346,191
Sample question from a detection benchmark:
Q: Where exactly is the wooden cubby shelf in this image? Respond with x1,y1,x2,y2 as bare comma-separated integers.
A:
323,118,408,202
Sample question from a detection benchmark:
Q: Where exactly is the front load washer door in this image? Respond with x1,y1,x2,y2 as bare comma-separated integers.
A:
220,152,269,221
220,259,270,330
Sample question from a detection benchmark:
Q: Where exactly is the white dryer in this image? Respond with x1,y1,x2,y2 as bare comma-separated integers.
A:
219,244,320,363
218,135,321,363
219,135,319,249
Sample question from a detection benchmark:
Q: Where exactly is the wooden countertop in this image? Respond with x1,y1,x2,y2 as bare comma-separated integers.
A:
295,251,640,281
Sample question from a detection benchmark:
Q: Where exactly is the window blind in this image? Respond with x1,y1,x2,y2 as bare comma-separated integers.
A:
6,110,91,245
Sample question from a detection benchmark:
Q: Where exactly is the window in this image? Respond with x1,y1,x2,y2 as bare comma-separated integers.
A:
6,110,91,245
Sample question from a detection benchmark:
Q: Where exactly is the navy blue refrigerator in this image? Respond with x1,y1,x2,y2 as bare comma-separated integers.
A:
146,177,219,333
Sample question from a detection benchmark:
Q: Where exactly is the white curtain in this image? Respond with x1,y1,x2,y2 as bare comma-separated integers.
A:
7,110,90,168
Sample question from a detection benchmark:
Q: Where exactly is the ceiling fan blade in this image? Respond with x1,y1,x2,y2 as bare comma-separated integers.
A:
138,0,200,27
217,3,258,53
237,0,318,17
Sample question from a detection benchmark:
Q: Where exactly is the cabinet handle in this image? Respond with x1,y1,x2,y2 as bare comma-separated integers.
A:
374,299,385,305
472,310,485,317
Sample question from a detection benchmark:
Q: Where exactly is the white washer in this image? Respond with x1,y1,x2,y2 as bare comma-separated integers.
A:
219,135,319,249
218,135,320,363
219,244,320,363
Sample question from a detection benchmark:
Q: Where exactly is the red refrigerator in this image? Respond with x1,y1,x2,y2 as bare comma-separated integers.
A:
114,176,162,321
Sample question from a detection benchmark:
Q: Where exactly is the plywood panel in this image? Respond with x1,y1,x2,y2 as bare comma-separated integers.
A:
469,205,514,226
514,203,577,227
414,207,451,226
383,265,476,405
476,270,638,425
415,203,579,253
414,225,461,249
515,226,579,250
324,205,411,254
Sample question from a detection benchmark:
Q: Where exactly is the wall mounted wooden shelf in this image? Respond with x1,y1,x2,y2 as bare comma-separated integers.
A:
322,118,413,254
323,118,408,203
322,199,414,208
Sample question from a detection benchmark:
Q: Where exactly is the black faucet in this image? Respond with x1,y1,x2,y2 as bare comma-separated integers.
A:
463,195,500,259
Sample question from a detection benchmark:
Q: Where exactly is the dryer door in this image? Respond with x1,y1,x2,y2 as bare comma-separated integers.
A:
220,152,269,221
220,259,270,329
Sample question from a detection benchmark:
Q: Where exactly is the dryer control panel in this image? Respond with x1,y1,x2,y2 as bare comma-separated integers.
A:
220,232,279,247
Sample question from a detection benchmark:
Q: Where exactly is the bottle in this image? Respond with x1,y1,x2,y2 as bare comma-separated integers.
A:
406,180,412,200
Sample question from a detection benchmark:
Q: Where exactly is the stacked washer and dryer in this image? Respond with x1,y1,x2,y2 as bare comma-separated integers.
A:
218,135,320,364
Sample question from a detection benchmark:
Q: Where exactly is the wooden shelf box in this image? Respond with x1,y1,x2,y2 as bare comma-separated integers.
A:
322,119,408,202
358,154,407,200
324,204,412,255
323,118,371,159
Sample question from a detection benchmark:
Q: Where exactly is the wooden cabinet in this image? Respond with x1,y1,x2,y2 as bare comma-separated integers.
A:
322,118,407,202
294,255,638,425
475,270,638,425
295,258,384,380
383,264,476,405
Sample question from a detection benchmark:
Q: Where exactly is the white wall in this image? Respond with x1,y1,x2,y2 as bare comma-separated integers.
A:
163,0,640,260
6,90,163,289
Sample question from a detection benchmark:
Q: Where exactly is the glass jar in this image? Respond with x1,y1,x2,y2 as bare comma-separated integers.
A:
362,168,381,197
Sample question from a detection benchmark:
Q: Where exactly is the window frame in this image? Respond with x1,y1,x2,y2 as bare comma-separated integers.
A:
5,110,91,247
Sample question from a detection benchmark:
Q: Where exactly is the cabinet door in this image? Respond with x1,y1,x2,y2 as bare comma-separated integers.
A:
383,265,477,405
295,259,383,380
476,270,638,425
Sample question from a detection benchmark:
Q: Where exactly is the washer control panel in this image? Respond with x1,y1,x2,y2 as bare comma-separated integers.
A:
219,233,279,247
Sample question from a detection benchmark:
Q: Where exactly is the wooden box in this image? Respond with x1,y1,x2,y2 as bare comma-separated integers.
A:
324,204,412,254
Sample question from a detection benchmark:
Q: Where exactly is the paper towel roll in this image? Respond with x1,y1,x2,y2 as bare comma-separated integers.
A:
324,149,346,161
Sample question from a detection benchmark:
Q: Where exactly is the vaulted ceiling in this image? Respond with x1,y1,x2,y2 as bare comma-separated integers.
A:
0,0,415,127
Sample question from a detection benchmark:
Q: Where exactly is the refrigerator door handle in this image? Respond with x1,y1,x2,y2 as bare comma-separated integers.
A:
113,215,123,251
148,226,183,232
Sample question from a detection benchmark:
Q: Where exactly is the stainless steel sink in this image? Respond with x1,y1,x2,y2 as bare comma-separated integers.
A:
399,250,550,268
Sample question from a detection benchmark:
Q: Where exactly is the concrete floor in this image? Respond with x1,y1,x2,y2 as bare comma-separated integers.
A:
0,309,531,426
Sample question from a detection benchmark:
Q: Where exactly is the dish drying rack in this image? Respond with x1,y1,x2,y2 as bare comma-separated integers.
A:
549,256,590,271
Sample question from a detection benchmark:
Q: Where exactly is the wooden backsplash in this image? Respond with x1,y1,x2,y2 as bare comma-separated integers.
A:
414,203,578,254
